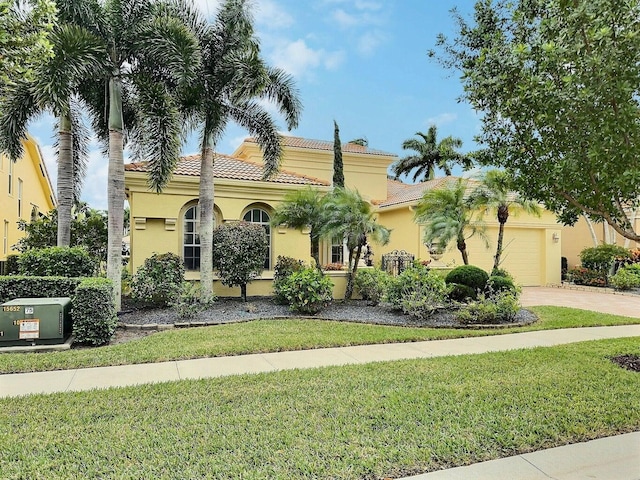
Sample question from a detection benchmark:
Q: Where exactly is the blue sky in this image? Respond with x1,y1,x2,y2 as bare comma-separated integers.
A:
29,0,479,210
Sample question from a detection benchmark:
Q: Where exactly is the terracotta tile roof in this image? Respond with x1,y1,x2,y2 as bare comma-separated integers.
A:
125,153,329,186
379,176,481,208
244,135,395,157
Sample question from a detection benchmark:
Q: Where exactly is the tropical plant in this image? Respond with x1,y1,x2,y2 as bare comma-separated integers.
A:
212,222,268,302
63,0,201,311
271,187,327,271
0,12,105,249
0,0,57,90
130,252,184,308
323,188,391,300
432,0,640,242
385,262,448,314
469,169,541,271
414,178,487,265
333,120,344,187
272,255,304,304
391,125,471,182
353,268,390,305
180,0,301,301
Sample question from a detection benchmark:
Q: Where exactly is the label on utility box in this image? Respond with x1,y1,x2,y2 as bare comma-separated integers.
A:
19,319,40,339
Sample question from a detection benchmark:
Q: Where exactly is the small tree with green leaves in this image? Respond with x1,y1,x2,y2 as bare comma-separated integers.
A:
213,222,268,301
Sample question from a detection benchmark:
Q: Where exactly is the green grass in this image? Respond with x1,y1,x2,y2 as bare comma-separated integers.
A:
1,337,638,479
0,306,638,374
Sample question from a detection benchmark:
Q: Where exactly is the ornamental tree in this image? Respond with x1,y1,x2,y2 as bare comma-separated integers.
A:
213,222,268,302
432,0,640,240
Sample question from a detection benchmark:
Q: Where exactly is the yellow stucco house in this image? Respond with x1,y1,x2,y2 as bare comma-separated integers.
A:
0,135,56,273
125,136,562,298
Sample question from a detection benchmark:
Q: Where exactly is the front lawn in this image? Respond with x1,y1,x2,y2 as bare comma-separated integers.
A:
1,337,638,479
0,306,638,374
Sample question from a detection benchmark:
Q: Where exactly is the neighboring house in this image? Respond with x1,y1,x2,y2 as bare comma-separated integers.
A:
0,135,56,272
125,135,562,298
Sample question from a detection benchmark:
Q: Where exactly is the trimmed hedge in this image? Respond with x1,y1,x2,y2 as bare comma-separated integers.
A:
130,252,184,308
72,278,117,346
445,265,489,292
18,246,96,277
0,276,82,304
4,254,20,275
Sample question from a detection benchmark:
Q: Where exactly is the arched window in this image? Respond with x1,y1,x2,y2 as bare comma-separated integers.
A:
183,204,200,270
243,207,271,269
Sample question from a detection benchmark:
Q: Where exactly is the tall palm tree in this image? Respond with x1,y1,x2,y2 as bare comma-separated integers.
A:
414,178,486,265
0,23,105,247
271,187,327,272
66,0,200,310
323,188,390,299
180,0,301,301
392,125,471,182
469,169,541,271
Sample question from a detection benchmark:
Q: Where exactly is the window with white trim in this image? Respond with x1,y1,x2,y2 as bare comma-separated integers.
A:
183,204,200,270
17,179,23,217
243,208,271,269
8,160,13,195
3,221,8,255
331,235,345,264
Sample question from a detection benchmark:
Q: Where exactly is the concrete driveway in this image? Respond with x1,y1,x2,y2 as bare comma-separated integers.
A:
521,287,640,318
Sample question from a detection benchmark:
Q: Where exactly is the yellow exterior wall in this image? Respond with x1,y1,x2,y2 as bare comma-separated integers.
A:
377,206,561,286
0,136,56,263
233,141,394,202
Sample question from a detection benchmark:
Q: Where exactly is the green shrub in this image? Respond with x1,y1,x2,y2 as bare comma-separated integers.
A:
0,276,82,303
490,267,513,280
172,282,217,320
4,254,20,275
213,222,268,301
130,253,184,308
385,263,448,313
71,278,117,346
447,283,477,302
567,267,606,287
579,244,631,276
280,267,333,314
609,266,640,291
445,265,489,292
273,256,304,304
486,275,517,295
354,268,390,305
456,291,520,325
18,246,96,277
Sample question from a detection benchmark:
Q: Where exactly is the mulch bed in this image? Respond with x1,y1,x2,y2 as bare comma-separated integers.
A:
610,354,640,372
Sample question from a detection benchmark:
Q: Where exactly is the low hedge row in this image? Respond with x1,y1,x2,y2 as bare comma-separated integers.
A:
0,275,116,346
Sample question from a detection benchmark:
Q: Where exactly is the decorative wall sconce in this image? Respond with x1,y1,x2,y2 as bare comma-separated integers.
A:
552,232,560,243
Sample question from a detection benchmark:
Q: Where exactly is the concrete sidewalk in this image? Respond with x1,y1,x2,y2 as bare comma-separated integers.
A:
2,324,639,398
405,431,640,480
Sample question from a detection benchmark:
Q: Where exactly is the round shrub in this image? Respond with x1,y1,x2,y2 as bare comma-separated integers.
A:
486,275,516,294
385,262,448,315
130,252,184,307
280,267,333,314
273,256,304,304
490,267,513,280
445,265,489,291
447,283,477,302
18,246,96,277
354,268,390,305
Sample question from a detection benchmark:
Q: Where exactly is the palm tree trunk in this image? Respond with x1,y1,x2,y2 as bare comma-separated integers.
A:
199,134,215,301
311,235,322,273
457,236,469,265
493,221,506,271
107,76,124,311
57,110,73,247
345,245,362,300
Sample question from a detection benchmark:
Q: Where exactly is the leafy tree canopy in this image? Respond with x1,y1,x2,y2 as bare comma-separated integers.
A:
0,0,57,93
432,0,640,241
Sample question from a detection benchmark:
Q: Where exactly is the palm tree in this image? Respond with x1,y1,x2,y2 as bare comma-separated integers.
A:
180,0,301,301
0,22,105,247
323,188,390,299
469,169,541,271
414,178,486,265
66,0,200,310
392,125,471,182
271,187,327,272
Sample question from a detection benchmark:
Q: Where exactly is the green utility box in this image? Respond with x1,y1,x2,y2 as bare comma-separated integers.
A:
0,297,72,346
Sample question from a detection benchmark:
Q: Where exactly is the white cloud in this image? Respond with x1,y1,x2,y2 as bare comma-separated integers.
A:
254,0,294,29
270,39,345,79
425,113,458,127
357,31,385,56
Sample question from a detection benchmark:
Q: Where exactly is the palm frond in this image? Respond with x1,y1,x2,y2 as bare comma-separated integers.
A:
0,80,38,161
262,67,302,130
